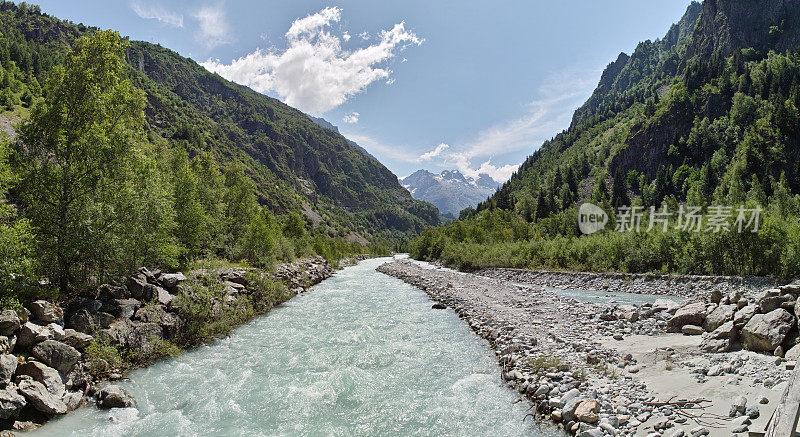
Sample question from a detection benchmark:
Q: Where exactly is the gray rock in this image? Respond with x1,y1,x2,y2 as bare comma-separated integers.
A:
745,405,760,419
29,301,62,323
17,378,67,415
126,273,149,300
97,283,129,300
689,426,710,436
0,310,20,336
668,302,707,332
155,286,173,307
31,340,81,374
0,336,15,355
0,354,16,386
16,322,51,348
96,384,134,409
578,429,603,437
733,304,758,327
0,384,26,419
16,361,64,398
700,338,730,353
682,325,704,335
61,329,93,350
704,304,736,332
729,396,747,417
742,309,795,352
62,391,83,412
160,272,186,289
112,298,142,320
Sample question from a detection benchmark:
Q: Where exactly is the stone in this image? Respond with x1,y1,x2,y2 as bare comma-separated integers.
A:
707,365,723,376
689,427,710,436
96,384,134,409
668,302,707,332
0,336,14,355
575,399,600,423
17,378,67,415
710,290,723,304
46,323,65,341
0,354,16,386
782,279,800,293
729,396,747,417
0,310,20,336
577,429,603,437
0,385,26,419
126,273,148,300
97,283,129,300
99,320,162,355
704,304,736,332
682,325,704,335
562,396,585,423
745,405,760,419
159,272,186,290
16,361,64,398
742,309,795,352
62,391,83,412
31,340,81,375
61,329,93,350
29,300,62,323
733,305,758,328
111,298,142,320
759,295,785,313
431,303,446,309
155,286,173,307
16,322,51,348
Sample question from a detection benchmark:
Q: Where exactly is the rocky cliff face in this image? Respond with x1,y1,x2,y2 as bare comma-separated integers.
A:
686,0,800,59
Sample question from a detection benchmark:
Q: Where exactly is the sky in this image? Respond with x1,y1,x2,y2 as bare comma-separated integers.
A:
33,0,695,182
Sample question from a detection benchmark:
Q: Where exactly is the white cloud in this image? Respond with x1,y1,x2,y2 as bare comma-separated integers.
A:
193,4,231,49
419,143,449,161
342,112,360,124
420,71,597,182
201,7,421,114
131,1,183,27
345,133,420,164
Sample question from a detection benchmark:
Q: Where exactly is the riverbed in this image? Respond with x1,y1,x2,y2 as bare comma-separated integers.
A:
33,258,558,436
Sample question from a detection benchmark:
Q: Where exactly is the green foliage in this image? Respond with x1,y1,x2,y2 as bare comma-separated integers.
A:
11,30,147,292
84,339,124,377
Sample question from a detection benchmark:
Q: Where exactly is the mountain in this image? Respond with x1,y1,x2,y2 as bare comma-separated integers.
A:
411,0,800,277
306,115,379,162
0,3,438,243
400,170,500,216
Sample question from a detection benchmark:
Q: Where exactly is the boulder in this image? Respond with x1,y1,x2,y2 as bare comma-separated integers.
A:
0,385,25,419
110,298,141,320
710,290,723,304
733,305,758,328
668,302,707,332
700,338,731,353
742,309,796,352
0,355,16,386
682,325,704,335
99,320,162,355
16,361,64,398
155,286,173,307
159,272,186,290
17,378,67,415
62,391,83,412
66,309,94,334
31,340,81,375
575,399,600,423
782,280,800,294
97,283,129,300
0,336,14,355
0,311,20,336
46,323,65,341
96,384,134,409
16,322,52,348
61,329,93,350
29,301,62,324
786,343,800,361
126,273,148,300
704,304,737,332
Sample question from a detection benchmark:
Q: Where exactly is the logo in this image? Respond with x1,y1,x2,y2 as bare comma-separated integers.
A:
579,202,608,234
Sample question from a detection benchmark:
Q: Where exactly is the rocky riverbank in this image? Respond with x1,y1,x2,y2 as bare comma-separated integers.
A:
377,260,795,437
0,256,334,433
478,268,779,301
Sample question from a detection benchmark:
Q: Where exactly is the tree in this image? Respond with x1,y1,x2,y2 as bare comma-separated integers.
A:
611,170,629,208
11,30,145,293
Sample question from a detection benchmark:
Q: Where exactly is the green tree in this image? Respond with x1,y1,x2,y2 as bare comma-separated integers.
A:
11,30,145,293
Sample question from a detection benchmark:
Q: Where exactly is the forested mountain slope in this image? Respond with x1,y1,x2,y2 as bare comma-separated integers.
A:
0,3,438,243
412,0,800,277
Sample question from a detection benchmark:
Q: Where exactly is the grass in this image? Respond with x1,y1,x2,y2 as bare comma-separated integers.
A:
526,356,571,373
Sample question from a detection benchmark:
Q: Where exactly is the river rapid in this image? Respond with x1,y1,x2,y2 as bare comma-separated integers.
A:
33,257,560,437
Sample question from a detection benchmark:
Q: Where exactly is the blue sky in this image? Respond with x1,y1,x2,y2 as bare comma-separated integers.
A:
34,0,695,181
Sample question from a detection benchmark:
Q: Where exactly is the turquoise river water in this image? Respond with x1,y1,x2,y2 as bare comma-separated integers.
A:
31,257,561,437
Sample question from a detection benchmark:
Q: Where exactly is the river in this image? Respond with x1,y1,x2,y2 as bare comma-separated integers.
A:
33,257,560,437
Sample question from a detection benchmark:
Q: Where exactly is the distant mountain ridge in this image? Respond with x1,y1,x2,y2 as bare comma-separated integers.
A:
400,169,500,216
